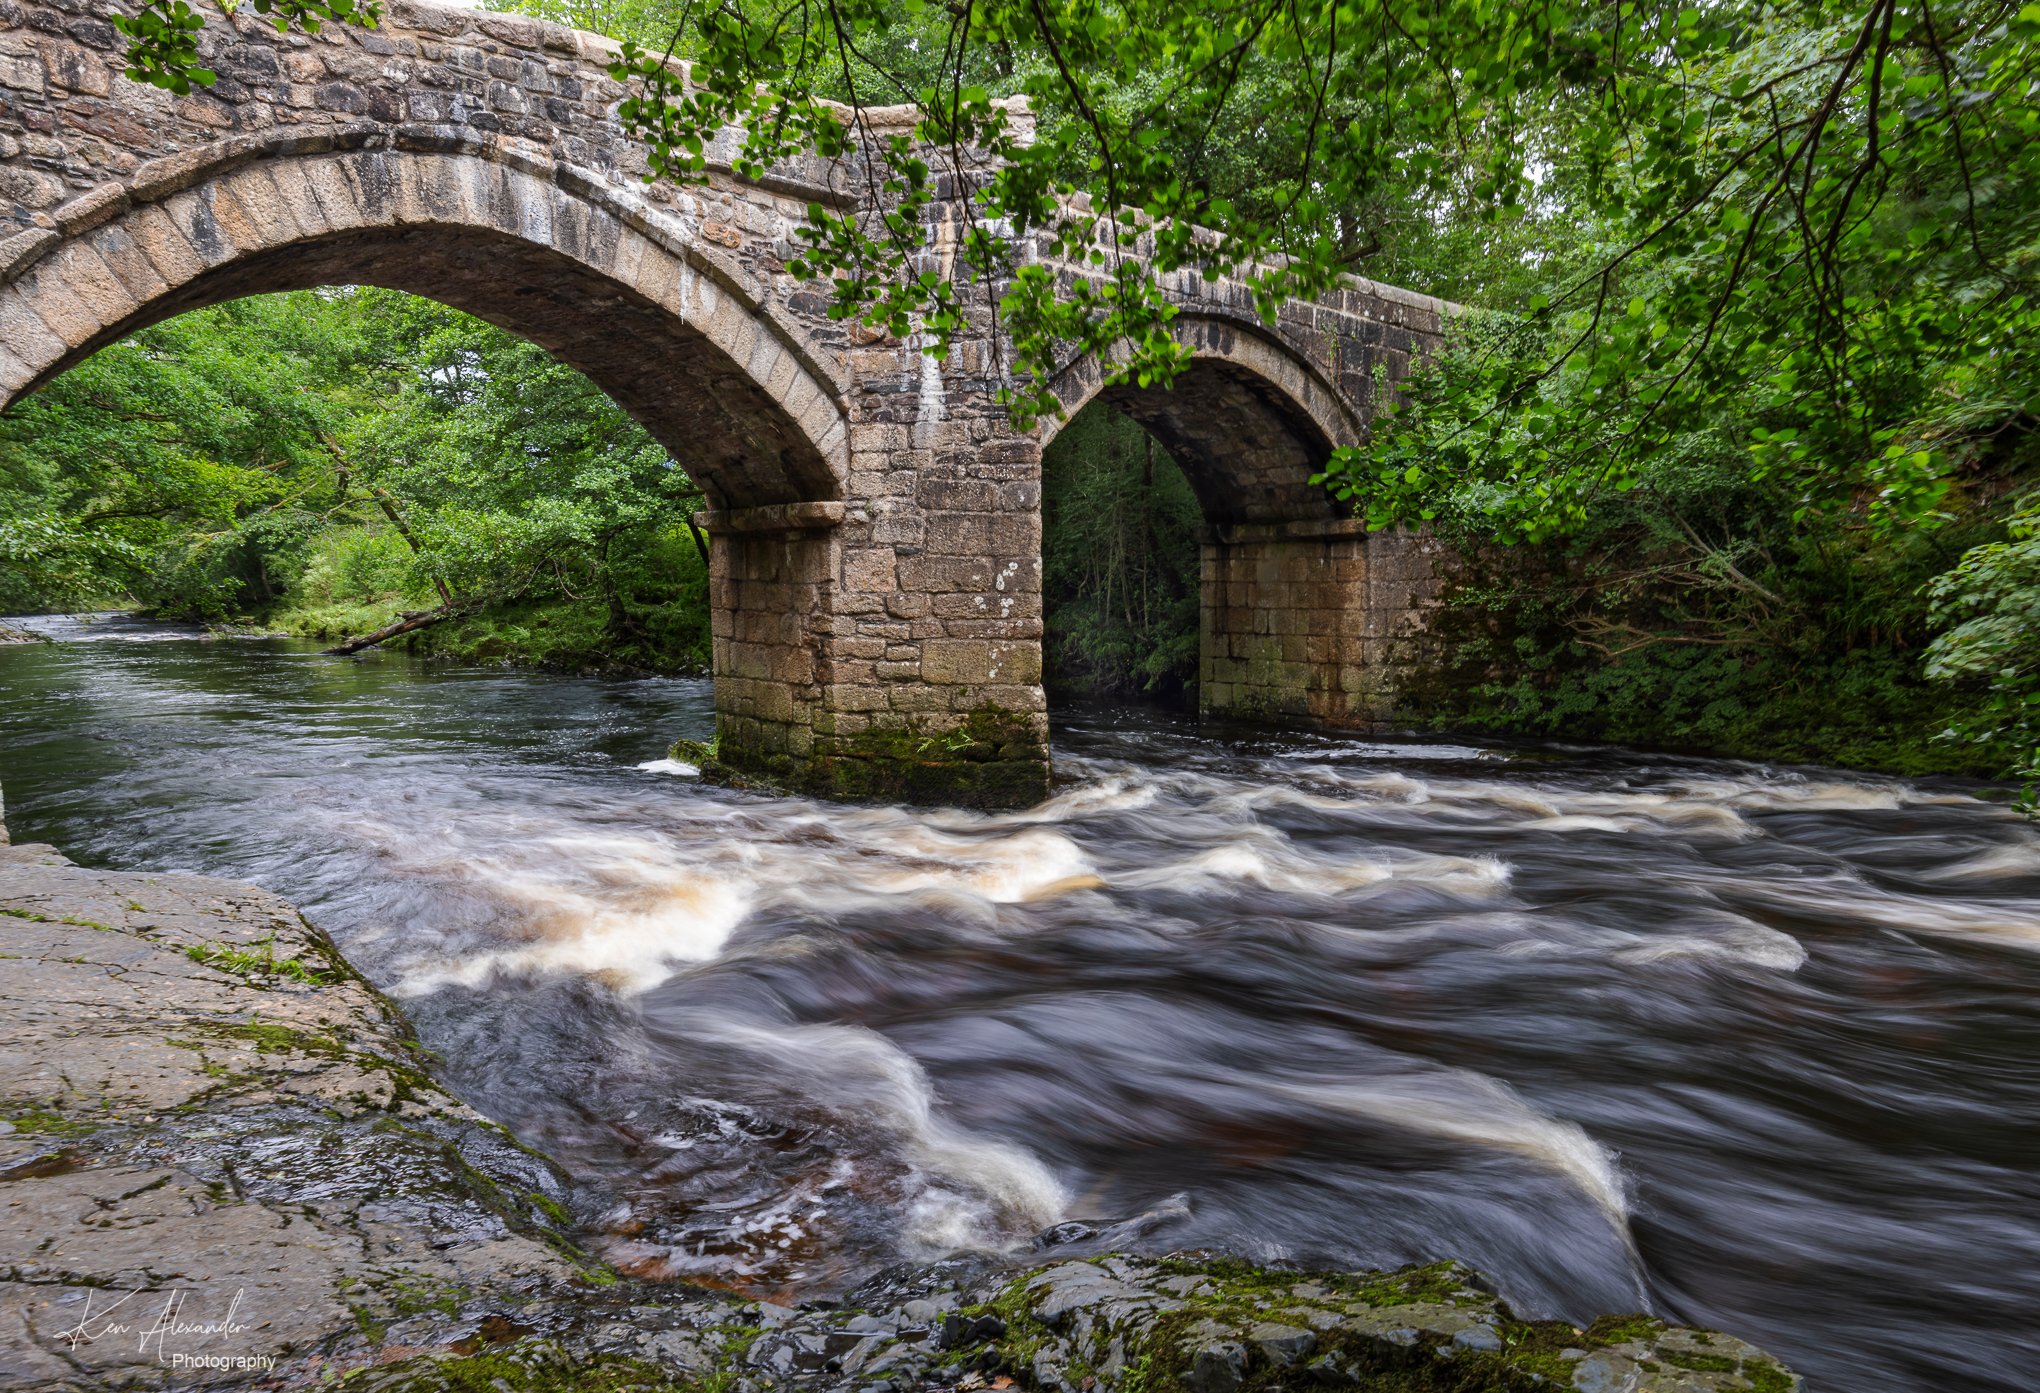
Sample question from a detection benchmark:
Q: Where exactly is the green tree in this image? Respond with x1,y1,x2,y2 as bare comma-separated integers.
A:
1041,409,1203,703
2,287,711,672
1928,491,2040,806
300,289,711,670
0,294,362,616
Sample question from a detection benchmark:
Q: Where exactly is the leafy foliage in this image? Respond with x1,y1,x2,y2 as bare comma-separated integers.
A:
1303,0,2040,795
1040,408,1202,703
1927,491,2040,805
117,0,381,93
0,289,711,672
0,294,365,617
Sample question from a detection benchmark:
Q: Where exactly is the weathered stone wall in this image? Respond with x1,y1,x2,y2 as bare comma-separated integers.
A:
1044,287,1449,524
1201,522,1450,728
701,513,836,776
0,0,1454,804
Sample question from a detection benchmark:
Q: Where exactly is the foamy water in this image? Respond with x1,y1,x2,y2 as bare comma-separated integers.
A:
3,632,2037,1390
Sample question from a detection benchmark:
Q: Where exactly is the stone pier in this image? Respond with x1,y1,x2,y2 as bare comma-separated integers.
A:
1200,521,1449,727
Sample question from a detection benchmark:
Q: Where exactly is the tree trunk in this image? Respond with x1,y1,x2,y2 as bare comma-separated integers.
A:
368,488,455,607
325,603,465,656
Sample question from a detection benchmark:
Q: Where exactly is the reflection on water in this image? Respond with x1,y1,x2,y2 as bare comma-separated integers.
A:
2,616,2037,1390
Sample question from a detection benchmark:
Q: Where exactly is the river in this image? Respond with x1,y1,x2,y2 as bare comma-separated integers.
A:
1,614,2036,1392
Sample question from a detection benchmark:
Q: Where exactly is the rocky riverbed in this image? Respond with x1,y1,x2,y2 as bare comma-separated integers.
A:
0,820,1801,1392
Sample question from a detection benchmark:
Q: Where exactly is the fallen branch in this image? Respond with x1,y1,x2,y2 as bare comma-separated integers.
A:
324,602,468,656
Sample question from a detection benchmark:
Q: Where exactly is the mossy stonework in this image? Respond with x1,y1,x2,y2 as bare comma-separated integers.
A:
1200,523,1452,731
0,0,1452,809
964,1257,1801,1393
690,702,1051,808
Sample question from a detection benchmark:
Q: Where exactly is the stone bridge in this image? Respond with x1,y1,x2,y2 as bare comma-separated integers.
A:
0,0,1451,806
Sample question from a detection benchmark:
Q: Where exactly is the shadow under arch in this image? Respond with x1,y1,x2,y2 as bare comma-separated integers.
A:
0,139,850,511
1037,312,1366,525
1035,310,1442,732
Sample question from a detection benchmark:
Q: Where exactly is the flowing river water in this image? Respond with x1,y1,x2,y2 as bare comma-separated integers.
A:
2,615,2037,1391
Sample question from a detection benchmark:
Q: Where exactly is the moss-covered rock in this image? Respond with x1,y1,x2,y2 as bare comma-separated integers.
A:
334,1339,718,1392
0,840,602,1390
950,1256,1802,1393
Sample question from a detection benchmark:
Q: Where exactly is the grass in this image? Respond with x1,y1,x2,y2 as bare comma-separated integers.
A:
184,932,334,985
0,905,113,931
1,1106,97,1136
267,593,710,677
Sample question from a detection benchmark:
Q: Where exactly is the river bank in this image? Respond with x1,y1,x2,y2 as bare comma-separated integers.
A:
0,816,1800,1392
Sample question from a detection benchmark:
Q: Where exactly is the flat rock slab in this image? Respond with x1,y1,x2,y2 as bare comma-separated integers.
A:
0,843,599,1389
0,842,1802,1392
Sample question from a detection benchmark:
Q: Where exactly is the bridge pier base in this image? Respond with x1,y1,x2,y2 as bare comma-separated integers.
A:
1199,520,1444,730
696,471,1054,810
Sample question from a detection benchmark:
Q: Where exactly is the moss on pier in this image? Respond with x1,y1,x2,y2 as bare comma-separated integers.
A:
678,703,1051,809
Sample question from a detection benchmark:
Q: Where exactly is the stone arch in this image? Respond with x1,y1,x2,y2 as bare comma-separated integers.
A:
0,136,850,509
1037,312,1363,524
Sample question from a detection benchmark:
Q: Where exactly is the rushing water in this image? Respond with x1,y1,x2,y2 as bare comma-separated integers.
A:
2,615,2037,1391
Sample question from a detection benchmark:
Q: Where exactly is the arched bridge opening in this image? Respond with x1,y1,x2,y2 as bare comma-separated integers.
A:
1041,316,1446,731
0,147,848,506
0,141,865,786
0,280,727,657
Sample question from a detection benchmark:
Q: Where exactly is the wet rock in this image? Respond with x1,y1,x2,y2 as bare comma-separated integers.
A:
1573,1350,1642,1392
1306,1355,1360,1385
0,842,593,1389
1185,1339,1249,1392
1252,1322,1317,1365
1453,1321,1505,1352
1026,1260,1148,1326
1036,1219,1101,1247
1092,1189,1193,1247
898,1296,950,1326
935,1311,971,1349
